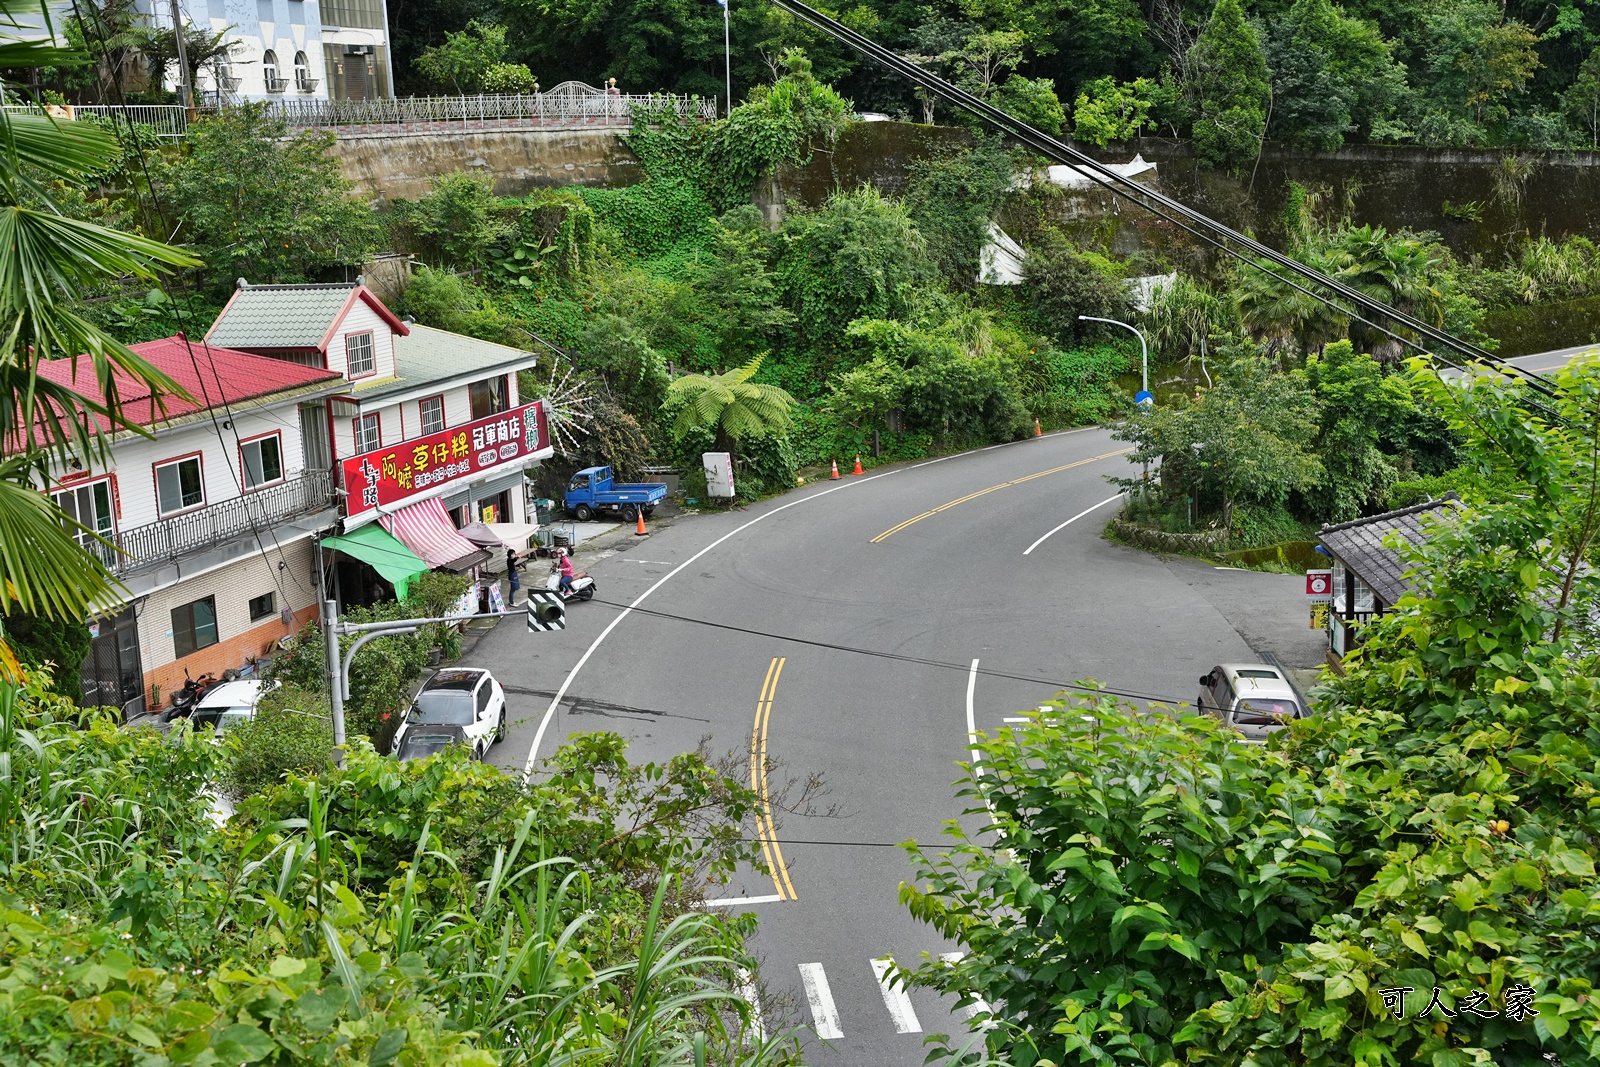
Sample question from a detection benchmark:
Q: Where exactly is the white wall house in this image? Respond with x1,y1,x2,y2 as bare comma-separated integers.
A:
207,280,551,608
38,336,345,716
143,0,394,101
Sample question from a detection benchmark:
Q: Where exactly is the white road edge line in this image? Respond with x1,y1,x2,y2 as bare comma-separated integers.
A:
939,952,997,1024
1022,492,1126,556
966,658,984,774
522,468,897,774
736,966,766,1043
524,429,1115,774
871,957,923,1034
702,894,784,907
798,962,844,1040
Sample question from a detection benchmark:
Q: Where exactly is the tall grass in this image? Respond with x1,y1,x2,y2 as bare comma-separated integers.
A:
0,678,799,1065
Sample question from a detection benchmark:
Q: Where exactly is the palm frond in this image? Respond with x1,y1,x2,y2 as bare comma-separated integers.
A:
0,459,124,619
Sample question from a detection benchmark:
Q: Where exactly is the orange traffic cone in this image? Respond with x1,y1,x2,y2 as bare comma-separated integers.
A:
1035,417,1042,437
852,454,864,475
830,459,840,480
635,509,649,536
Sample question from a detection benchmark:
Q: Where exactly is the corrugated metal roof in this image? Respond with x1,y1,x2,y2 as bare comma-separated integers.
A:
354,324,536,400
1319,494,1461,606
34,336,341,432
206,282,408,350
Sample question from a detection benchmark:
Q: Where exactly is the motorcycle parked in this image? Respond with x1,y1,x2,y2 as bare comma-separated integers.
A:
162,669,217,721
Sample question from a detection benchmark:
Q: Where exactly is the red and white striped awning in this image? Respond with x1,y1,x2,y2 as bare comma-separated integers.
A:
381,497,490,572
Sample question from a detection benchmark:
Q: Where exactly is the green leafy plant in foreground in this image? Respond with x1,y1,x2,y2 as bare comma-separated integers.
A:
0,671,800,1065
901,359,1600,1066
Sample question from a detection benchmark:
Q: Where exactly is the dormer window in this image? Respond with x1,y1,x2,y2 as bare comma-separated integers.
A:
346,331,375,377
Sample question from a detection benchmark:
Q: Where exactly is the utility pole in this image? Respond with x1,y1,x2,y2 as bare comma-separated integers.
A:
168,0,195,117
719,0,732,117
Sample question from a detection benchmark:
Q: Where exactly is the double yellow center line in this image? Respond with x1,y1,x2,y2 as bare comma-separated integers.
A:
870,448,1134,543
751,657,796,900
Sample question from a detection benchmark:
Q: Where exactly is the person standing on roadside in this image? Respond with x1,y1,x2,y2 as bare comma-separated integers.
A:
506,547,521,602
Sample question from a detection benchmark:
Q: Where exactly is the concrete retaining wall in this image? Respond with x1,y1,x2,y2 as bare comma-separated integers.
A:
328,127,643,204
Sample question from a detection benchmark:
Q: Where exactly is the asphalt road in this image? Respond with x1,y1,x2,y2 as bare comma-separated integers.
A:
470,426,1323,1065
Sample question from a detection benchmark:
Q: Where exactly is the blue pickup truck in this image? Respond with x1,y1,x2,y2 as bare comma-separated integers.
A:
564,466,668,522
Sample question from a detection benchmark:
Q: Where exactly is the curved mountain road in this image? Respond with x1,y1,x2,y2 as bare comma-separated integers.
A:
474,427,1321,1065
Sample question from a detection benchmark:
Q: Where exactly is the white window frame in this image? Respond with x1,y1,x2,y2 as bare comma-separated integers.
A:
418,395,446,435
354,413,381,454
53,478,115,560
345,331,376,377
240,432,285,490
154,454,206,517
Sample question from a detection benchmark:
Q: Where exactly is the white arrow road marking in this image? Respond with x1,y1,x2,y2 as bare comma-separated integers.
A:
871,957,922,1034
940,952,997,1024
798,962,843,1040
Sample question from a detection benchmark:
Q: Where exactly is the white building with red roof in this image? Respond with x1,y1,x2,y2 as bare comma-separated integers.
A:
207,279,551,605
38,336,347,717
41,280,553,718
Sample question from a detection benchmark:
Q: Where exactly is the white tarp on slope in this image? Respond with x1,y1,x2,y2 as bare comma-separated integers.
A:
1012,154,1158,191
1125,272,1178,313
978,222,1028,285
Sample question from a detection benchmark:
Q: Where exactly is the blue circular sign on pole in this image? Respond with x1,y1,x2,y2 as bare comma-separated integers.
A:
1134,390,1154,408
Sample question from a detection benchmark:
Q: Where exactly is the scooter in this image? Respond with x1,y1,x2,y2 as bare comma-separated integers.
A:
162,668,217,721
544,564,597,602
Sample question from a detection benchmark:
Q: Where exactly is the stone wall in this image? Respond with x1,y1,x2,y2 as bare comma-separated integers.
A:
328,127,643,204
1109,517,1228,556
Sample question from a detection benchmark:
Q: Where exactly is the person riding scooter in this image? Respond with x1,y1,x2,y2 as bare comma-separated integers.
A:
555,547,575,596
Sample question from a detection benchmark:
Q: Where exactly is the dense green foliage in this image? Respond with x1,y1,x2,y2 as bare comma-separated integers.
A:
150,106,382,295
0,608,90,704
1189,0,1272,171
223,684,335,800
384,72,1141,498
0,668,796,1064
358,0,1600,151
1113,336,1457,542
902,362,1600,1066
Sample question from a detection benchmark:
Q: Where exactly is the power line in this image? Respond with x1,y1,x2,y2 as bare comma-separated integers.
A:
65,4,312,623
586,595,1185,705
764,0,1565,402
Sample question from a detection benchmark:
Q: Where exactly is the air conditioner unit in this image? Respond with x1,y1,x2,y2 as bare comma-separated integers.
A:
345,46,372,55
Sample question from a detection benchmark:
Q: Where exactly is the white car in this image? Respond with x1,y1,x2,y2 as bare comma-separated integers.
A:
193,679,275,734
391,668,507,761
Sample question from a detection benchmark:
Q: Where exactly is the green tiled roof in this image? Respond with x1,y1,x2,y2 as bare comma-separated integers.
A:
206,283,361,350
354,324,537,400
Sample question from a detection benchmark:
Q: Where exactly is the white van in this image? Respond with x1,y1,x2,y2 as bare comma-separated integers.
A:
1196,664,1306,742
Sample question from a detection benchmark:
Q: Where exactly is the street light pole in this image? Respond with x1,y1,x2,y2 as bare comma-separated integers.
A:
1079,314,1148,398
719,0,732,117
1081,313,1152,486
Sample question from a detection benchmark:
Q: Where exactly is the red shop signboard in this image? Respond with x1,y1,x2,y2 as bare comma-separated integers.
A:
342,400,550,521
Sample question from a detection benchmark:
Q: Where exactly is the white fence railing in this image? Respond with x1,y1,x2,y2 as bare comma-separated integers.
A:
0,103,188,138
256,84,717,131
2,84,715,140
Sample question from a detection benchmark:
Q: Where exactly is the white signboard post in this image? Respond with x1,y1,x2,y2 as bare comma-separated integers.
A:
703,451,736,499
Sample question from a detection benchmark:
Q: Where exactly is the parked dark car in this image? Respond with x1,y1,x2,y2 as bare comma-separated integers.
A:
393,723,472,762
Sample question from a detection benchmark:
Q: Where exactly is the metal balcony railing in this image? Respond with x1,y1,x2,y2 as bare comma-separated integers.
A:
107,469,334,572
